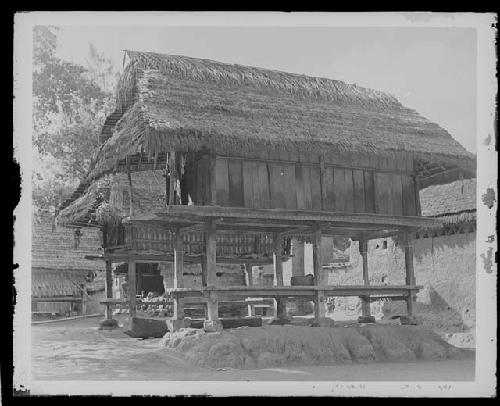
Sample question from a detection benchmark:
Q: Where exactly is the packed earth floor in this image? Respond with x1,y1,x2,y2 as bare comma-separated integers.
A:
31,315,475,382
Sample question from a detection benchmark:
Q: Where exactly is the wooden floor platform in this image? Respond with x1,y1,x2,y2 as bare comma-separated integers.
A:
125,205,442,239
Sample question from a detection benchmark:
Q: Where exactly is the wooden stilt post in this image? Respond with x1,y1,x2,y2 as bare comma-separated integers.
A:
291,238,307,316
128,259,137,318
291,238,305,278
358,238,375,323
104,260,113,320
312,225,328,321
402,232,417,325
203,218,221,331
205,219,217,286
245,264,253,287
201,255,207,286
81,287,87,315
173,228,184,321
273,233,287,321
273,233,284,286
244,264,253,317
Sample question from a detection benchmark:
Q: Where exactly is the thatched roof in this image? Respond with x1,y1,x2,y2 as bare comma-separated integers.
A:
85,50,475,184
57,170,167,226
32,211,105,271
419,178,476,225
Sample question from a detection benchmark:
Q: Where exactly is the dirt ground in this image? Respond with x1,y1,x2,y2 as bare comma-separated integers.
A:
31,315,475,381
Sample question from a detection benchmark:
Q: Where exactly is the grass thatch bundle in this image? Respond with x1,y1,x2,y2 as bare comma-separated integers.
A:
420,178,476,226
85,50,475,184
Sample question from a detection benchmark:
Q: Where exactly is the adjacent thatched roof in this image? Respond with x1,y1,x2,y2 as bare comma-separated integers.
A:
419,178,476,225
85,50,475,184
57,170,166,226
32,211,105,271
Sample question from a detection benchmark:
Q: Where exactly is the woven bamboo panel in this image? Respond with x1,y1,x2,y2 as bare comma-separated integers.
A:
125,223,275,256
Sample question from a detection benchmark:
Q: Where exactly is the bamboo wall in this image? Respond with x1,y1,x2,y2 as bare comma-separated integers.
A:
125,223,276,256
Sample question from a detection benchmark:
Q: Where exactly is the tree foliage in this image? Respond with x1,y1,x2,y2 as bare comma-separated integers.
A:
32,26,119,213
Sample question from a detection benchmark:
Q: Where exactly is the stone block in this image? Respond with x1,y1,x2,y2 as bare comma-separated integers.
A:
124,316,168,338
203,319,223,332
221,317,262,329
269,318,291,325
97,318,119,330
309,317,335,327
358,315,376,324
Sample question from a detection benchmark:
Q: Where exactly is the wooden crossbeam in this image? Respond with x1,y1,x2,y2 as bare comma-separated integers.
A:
86,253,287,265
165,285,423,299
152,205,441,229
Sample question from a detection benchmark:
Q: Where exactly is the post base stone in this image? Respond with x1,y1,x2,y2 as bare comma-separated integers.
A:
309,317,335,327
166,318,191,332
358,315,376,324
203,319,223,332
269,317,291,325
98,318,119,330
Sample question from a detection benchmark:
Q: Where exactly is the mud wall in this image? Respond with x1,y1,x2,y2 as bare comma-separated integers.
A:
260,231,476,333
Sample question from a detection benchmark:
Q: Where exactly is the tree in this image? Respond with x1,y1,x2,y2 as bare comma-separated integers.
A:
32,26,119,214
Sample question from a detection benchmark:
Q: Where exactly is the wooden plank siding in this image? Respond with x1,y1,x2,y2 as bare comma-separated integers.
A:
363,171,375,213
374,172,391,214
200,154,417,216
323,166,335,211
309,165,322,211
344,169,354,213
215,158,230,206
242,160,256,208
228,160,244,207
269,163,287,209
352,170,365,213
333,168,346,212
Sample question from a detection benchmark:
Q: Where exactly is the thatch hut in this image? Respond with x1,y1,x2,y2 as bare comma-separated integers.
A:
57,51,475,331
32,210,105,317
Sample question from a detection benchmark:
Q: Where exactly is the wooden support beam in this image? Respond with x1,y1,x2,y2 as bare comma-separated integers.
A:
244,264,253,287
206,291,219,321
359,239,372,320
128,260,137,317
104,260,113,320
313,290,327,319
312,224,327,319
402,232,416,318
200,255,207,286
273,233,287,320
291,238,305,277
273,233,284,286
173,228,184,289
205,218,217,286
312,225,325,285
166,284,422,299
154,205,441,229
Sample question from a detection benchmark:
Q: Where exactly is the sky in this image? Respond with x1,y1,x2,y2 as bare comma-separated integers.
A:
55,26,477,153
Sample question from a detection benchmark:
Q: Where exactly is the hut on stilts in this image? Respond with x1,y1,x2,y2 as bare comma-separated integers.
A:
57,51,475,332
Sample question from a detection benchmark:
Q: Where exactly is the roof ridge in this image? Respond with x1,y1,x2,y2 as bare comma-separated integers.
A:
122,50,402,108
